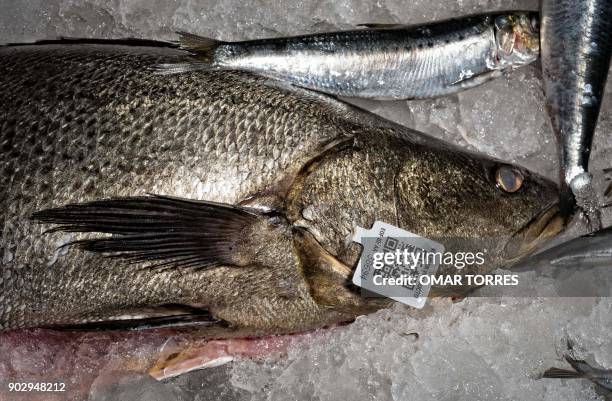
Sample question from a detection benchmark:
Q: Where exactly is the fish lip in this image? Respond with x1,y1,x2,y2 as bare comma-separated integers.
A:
502,202,568,265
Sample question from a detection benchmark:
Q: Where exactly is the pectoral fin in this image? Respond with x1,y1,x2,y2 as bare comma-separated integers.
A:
294,230,389,314
32,194,276,272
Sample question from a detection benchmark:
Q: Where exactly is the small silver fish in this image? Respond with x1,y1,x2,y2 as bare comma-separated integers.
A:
157,12,540,100
541,0,612,229
513,226,612,297
517,226,612,271
543,355,612,393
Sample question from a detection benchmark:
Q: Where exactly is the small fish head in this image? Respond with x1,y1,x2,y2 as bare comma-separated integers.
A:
494,12,540,68
395,148,568,269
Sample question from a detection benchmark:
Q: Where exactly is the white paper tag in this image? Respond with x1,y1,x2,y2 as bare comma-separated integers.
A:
352,221,444,309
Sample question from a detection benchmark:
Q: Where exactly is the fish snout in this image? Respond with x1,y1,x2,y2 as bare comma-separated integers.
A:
502,203,568,264
495,13,540,67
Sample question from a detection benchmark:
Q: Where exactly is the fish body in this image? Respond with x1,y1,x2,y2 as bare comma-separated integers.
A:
540,0,612,226
544,356,612,393
0,41,563,334
513,226,612,297
159,12,539,100
519,226,612,270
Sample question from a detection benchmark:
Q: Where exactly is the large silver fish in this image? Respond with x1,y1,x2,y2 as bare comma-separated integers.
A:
541,0,612,229
157,12,540,100
0,40,566,336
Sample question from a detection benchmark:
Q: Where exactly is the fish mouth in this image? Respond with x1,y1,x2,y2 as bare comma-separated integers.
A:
502,203,568,264
495,13,540,67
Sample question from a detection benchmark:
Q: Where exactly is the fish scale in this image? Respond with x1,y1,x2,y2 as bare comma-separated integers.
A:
160,13,539,100
0,44,351,331
541,0,612,228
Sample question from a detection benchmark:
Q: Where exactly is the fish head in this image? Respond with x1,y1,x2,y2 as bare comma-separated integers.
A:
494,12,540,68
395,146,569,268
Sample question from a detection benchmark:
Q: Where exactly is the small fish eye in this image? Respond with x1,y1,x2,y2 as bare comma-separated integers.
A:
495,166,524,193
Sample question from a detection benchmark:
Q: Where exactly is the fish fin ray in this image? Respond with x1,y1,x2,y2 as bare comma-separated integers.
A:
293,230,384,313
151,31,224,75
542,367,583,379
32,194,267,271
176,31,223,58
44,305,223,331
565,356,594,375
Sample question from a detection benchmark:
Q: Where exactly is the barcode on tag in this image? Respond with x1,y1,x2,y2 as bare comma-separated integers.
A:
352,221,444,309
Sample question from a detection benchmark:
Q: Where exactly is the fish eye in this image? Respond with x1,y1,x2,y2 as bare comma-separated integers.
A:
495,165,524,193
